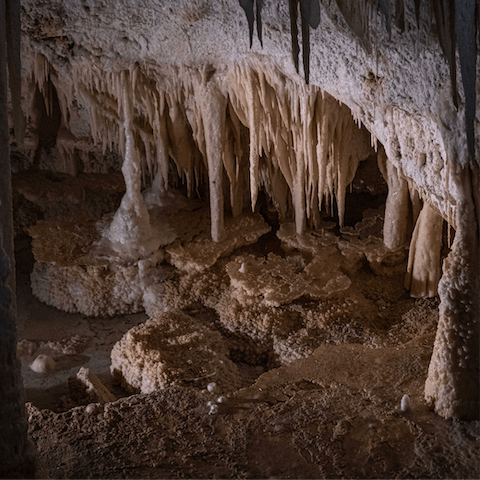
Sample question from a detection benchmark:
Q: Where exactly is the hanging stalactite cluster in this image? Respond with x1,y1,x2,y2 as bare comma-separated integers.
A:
239,0,479,162
29,54,374,245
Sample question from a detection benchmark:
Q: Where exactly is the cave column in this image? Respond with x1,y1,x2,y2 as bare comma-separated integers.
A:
405,202,443,297
198,80,227,242
424,165,479,419
382,150,411,250
0,0,36,475
106,70,159,259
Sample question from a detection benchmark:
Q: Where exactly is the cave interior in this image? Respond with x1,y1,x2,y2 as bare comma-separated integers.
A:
0,0,479,478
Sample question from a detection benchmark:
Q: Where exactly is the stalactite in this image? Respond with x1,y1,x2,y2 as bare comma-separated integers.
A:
405,202,443,297
300,0,312,84
395,0,405,32
239,0,255,48
245,66,260,209
335,0,372,53
256,0,264,47
25,50,381,247
297,0,479,160
196,79,227,242
289,0,301,74
238,0,265,47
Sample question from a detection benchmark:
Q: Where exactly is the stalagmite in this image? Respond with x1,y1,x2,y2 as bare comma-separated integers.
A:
425,166,479,420
106,71,160,259
405,202,443,297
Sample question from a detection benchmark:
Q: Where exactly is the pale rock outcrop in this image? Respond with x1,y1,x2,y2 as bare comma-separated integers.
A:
405,202,444,298
166,212,271,273
226,252,351,306
70,367,116,404
111,310,242,394
18,0,480,420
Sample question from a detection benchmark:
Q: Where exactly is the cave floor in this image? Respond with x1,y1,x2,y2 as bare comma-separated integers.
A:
16,237,480,479
23,330,480,479
13,171,480,479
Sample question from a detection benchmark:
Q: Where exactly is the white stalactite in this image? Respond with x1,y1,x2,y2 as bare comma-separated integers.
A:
383,151,411,251
405,202,443,297
197,78,227,242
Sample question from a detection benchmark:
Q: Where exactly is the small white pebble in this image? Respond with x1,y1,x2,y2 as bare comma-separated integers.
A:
206,400,214,407
217,396,226,403
239,262,246,273
400,394,411,412
85,403,97,414
30,354,56,373
208,404,219,415
207,382,218,393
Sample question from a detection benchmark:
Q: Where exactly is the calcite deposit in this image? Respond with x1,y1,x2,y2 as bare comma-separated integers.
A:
2,1,480,478
0,7,480,478
110,310,242,394
10,0,480,430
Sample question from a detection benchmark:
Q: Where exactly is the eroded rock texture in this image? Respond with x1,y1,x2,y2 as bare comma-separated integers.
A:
13,0,480,425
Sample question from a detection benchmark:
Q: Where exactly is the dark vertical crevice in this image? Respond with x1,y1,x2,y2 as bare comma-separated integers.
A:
5,0,25,146
378,0,393,38
415,0,422,27
455,0,478,162
0,0,36,476
395,0,405,32
289,0,300,74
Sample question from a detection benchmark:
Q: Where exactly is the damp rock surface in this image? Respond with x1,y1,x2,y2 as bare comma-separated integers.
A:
110,310,242,394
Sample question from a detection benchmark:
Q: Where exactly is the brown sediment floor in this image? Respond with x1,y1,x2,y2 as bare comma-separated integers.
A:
14,171,479,479
25,335,480,479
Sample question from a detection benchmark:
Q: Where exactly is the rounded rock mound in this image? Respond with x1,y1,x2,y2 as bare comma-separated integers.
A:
111,310,242,394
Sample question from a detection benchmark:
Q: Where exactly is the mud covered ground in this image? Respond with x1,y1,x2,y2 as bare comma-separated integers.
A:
14,171,480,479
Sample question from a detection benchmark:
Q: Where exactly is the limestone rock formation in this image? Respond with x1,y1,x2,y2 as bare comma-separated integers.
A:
111,310,242,394
12,0,480,423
